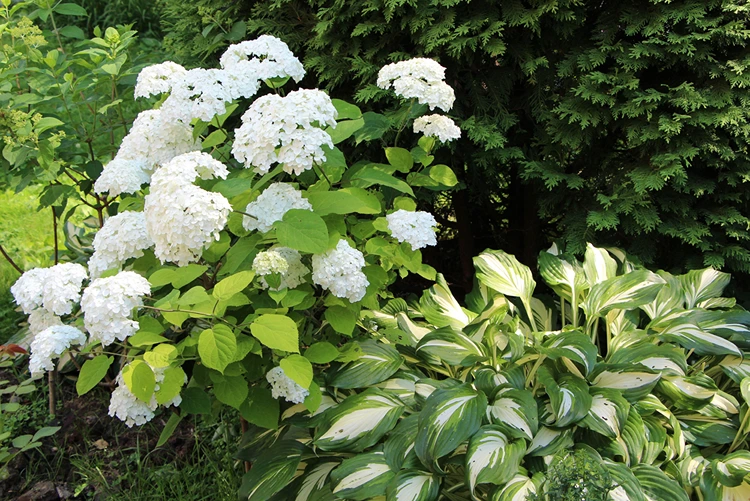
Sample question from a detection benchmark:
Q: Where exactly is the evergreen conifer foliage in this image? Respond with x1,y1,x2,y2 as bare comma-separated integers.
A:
161,0,750,279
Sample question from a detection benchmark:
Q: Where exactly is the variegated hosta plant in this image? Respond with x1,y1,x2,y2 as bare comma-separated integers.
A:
239,244,750,501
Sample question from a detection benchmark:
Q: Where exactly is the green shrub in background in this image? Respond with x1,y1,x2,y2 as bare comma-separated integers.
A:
159,0,750,288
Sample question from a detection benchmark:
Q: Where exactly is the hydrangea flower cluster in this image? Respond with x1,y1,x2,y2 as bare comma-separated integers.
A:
386,209,438,250
377,58,456,112
266,366,309,404
28,325,86,376
144,152,232,265
28,309,63,336
134,61,187,98
242,182,313,233
89,211,154,278
11,263,88,316
80,271,151,346
232,89,337,175
108,365,185,427
253,247,308,290
413,114,461,142
161,68,234,124
312,239,369,302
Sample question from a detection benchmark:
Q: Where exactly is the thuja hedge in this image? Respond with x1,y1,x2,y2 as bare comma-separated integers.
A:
160,0,750,288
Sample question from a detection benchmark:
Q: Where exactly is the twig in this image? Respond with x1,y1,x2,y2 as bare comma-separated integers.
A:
52,208,59,265
0,244,22,273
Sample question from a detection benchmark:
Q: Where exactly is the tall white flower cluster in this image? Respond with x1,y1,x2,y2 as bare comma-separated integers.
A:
386,210,438,250
242,183,313,233
80,271,151,346
232,89,337,175
266,366,309,404
28,325,87,376
377,58,455,111
11,263,88,316
161,68,234,124
144,152,231,265
108,364,185,427
219,35,305,100
413,114,461,142
253,247,308,290
312,239,369,302
89,211,154,278
134,61,187,98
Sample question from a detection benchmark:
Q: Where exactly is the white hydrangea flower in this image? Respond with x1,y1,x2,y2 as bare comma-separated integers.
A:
81,271,151,346
312,239,369,302
386,210,438,250
134,61,187,98
161,68,233,124
11,264,88,316
266,366,309,404
232,89,337,175
94,157,151,197
377,58,456,111
254,247,308,290
108,364,186,427
28,308,63,336
28,325,86,376
413,114,461,142
242,182,312,233
144,152,231,265
89,211,154,278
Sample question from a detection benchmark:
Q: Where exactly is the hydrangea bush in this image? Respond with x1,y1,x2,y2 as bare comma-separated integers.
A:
9,33,461,483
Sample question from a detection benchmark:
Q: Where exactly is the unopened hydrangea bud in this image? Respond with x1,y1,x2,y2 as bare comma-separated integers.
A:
254,247,308,291
266,366,309,404
253,250,290,276
29,325,86,376
377,58,455,111
242,183,313,233
312,239,369,302
386,210,438,250
413,114,461,142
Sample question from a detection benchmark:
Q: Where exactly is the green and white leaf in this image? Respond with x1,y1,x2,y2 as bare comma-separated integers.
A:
658,320,741,357
465,425,525,494
385,470,440,501
239,441,305,501
631,464,689,501
541,330,597,375
538,249,588,302
538,367,592,427
473,250,536,305
330,452,394,501
490,473,542,501
657,374,717,411
591,364,661,403
583,270,665,319
607,343,687,376
296,462,338,501
415,327,486,366
680,268,731,309
526,426,575,457
419,274,475,328
582,388,630,438
583,243,617,286
486,387,538,440
604,460,646,501
329,340,402,389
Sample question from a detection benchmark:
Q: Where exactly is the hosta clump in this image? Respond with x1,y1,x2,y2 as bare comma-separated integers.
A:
9,35,461,474
238,243,750,500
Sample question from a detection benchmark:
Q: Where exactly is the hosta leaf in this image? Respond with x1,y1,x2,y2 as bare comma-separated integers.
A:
591,364,661,403
413,378,462,406
658,320,741,357
330,452,394,500
385,470,440,501
642,415,668,465
473,249,536,304
710,451,750,487
673,445,709,488
538,367,592,427
465,425,525,494
611,408,646,466
526,426,575,457
583,270,665,319
541,330,597,375
375,372,418,406
384,415,420,471
701,470,750,501
680,418,737,447
314,389,404,452
490,473,542,501
395,312,432,345
631,464,689,501
415,385,487,471
329,340,402,389
657,374,717,411
239,441,305,501
538,249,587,302
486,387,538,440
415,327,486,366
680,268,731,309
419,274,474,328
583,243,617,286
719,355,750,384
641,271,684,321
296,462,338,501
582,388,630,438
607,343,687,376
604,460,646,501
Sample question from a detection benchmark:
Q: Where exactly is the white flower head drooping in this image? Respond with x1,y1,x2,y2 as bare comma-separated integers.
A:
312,239,369,303
242,182,313,233
81,271,151,346
134,61,188,99
108,363,185,428
377,58,456,112
28,325,86,376
266,366,309,404
253,247,308,291
413,114,461,143
89,211,154,278
232,89,337,176
144,152,232,266
386,209,438,250
11,263,88,316
220,35,305,100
